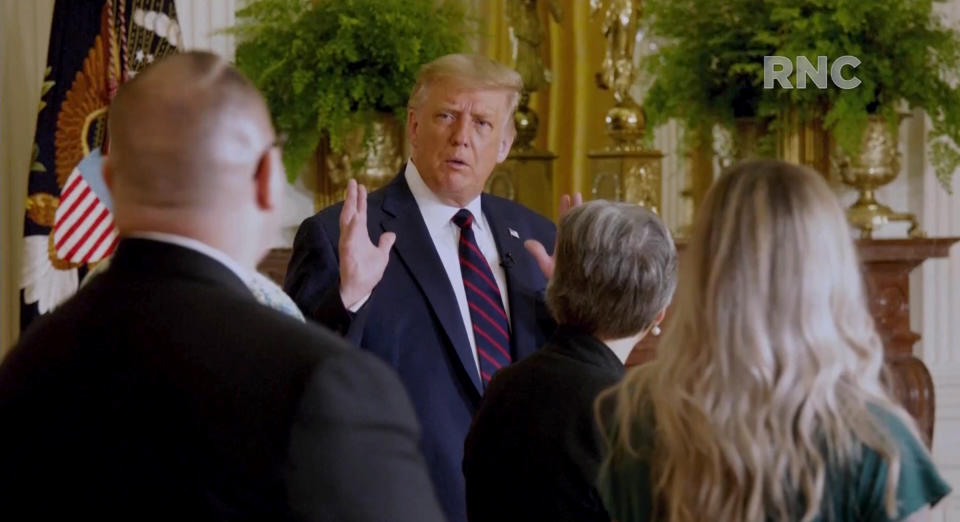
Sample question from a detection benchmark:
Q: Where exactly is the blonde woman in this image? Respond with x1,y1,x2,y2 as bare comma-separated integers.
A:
597,160,951,522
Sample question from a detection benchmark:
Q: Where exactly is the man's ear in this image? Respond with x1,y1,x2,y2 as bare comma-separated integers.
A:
254,150,275,211
407,108,419,150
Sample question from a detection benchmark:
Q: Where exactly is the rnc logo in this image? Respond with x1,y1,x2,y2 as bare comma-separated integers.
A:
763,55,862,90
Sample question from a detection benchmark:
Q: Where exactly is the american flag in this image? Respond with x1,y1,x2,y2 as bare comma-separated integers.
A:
52,167,118,265
20,0,180,330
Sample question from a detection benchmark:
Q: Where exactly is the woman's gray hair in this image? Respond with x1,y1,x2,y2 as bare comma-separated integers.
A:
546,200,677,338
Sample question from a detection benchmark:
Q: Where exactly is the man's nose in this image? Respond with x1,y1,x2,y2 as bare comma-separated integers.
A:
449,117,470,147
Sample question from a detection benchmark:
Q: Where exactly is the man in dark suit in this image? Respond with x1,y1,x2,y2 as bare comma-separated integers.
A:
463,201,677,522
284,54,557,522
0,51,444,522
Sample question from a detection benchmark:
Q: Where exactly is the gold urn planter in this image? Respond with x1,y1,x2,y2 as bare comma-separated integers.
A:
316,113,404,209
831,115,923,238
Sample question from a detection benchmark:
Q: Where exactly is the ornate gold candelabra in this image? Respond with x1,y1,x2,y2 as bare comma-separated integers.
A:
587,0,663,213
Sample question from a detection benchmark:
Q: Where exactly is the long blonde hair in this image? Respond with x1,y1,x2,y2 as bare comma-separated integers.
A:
604,160,919,521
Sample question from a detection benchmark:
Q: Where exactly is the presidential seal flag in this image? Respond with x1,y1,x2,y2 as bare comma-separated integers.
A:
20,0,180,331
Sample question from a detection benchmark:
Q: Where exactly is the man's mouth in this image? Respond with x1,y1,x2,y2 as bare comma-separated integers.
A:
446,158,469,168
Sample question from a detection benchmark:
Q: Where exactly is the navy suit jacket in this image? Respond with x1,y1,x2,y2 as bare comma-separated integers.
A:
285,172,557,522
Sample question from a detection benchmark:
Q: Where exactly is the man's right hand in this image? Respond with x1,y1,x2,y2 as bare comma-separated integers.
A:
338,179,396,309
524,192,582,280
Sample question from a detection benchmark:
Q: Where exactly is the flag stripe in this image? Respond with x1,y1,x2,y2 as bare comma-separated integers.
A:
89,228,118,262
55,189,97,250
65,206,110,261
60,172,84,201
54,186,94,245
80,216,115,263
72,213,113,263
56,173,87,221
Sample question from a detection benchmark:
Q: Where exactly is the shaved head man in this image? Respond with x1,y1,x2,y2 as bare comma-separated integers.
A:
105,51,282,267
0,52,444,522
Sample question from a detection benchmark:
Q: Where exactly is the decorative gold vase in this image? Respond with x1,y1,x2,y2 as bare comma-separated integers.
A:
832,115,923,238
604,100,646,151
316,113,404,209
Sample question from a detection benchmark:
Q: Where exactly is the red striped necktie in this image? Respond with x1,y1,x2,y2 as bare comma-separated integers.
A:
452,209,512,387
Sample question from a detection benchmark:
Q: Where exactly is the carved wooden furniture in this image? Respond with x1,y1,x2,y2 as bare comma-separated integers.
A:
259,238,958,444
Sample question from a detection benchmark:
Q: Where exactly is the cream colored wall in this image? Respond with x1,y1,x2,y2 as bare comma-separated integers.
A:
0,0,55,353
913,117,960,522
906,3,960,519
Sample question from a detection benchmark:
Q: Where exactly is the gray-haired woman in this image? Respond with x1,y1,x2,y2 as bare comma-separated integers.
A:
463,200,677,522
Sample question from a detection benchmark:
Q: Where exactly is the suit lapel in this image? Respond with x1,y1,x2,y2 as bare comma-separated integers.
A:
482,196,542,361
380,176,482,395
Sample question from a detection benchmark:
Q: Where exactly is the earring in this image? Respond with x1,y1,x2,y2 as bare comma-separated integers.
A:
652,325,661,336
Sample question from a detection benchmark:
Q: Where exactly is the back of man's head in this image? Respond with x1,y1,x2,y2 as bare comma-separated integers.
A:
106,51,282,267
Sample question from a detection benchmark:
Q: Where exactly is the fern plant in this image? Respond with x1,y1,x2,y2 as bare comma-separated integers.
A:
229,0,467,180
642,0,960,191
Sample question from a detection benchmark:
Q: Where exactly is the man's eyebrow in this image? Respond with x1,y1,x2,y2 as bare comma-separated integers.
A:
435,103,460,112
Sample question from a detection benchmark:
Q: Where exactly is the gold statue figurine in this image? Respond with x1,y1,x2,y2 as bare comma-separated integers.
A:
507,0,563,94
590,0,642,105
587,0,662,218
504,0,562,149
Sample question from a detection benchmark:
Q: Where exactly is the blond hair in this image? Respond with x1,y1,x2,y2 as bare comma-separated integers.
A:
602,160,922,521
408,53,523,117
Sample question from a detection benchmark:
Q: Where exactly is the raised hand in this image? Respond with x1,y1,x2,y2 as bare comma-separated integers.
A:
524,192,583,279
338,179,396,309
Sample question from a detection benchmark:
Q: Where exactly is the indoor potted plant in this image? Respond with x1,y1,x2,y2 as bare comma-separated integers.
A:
229,0,468,194
639,0,960,196
638,0,784,160
770,0,960,235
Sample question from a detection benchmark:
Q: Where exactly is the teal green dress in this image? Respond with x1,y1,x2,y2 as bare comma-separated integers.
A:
598,406,952,521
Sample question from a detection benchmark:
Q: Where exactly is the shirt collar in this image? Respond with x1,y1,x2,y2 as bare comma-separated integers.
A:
404,160,485,233
123,231,251,283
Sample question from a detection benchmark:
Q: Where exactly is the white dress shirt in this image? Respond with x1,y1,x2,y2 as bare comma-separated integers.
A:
404,160,511,375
